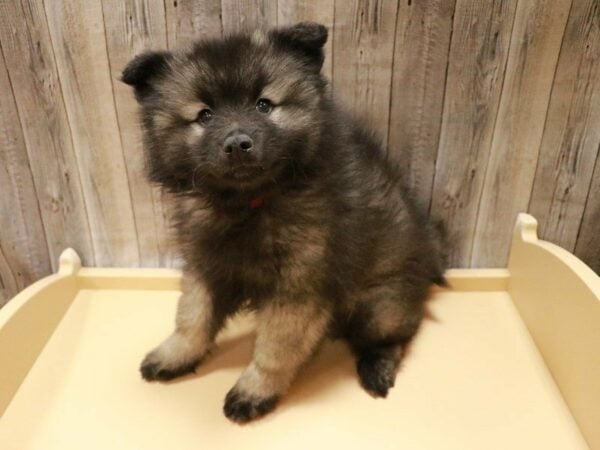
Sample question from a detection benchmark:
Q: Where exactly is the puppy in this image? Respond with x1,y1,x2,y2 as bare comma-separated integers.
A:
122,22,447,423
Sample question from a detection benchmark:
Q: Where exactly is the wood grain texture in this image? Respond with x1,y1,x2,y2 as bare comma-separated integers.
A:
0,47,51,296
387,0,455,206
165,0,222,48
3,0,600,304
430,0,517,267
575,155,600,275
531,0,600,254
277,0,334,80
45,0,140,267
332,0,399,148
102,0,173,267
220,0,278,34
0,289,8,309
0,0,94,269
0,247,16,306
472,0,572,267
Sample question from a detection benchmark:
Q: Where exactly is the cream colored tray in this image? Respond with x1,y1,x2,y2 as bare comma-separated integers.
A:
1,214,598,450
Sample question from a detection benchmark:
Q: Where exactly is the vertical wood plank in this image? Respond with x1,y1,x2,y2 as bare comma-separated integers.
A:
277,0,334,80
0,0,95,269
220,0,278,34
530,0,600,253
0,284,10,307
430,0,517,267
332,0,398,148
164,0,222,48
45,0,140,267
387,0,455,205
472,0,572,267
575,156,600,274
102,0,173,267
0,47,51,296
0,246,17,305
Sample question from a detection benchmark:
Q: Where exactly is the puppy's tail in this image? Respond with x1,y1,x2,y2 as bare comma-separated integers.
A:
433,274,449,288
431,218,450,288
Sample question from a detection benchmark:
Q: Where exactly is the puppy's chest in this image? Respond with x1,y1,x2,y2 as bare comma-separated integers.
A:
197,213,327,296
207,220,283,274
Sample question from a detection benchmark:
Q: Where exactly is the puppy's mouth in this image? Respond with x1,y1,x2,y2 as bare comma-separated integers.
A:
227,164,265,181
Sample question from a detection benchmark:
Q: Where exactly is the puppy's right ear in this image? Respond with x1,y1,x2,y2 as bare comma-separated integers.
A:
121,51,172,99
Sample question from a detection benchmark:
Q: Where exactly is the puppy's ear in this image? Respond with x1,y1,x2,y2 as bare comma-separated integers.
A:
121,51,172,98
269,22,328,72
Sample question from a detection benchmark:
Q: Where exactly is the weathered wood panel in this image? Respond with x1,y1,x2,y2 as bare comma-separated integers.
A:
332,0,399,148
531,0,600,254
0,247,16,307
575,156,600,274
165,0,223,47
0,48,51,293
387,0,455,206
2,0,600,301
44,0,140,266
472,0,571,267
220,0,278,34
277,0,335,80
0,0,94,269
430,0,517,267
102,0,173,267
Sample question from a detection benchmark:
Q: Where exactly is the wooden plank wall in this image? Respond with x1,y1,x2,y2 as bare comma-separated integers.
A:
0,0,599,302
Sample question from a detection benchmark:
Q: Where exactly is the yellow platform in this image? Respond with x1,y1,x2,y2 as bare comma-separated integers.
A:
1,214,598,449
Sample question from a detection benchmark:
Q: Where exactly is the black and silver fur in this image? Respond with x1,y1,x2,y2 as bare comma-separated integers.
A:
122,22,447,423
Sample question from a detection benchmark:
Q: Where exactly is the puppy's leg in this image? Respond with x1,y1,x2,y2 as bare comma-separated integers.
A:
140,273,221,381
223,301,330,422
349,279,427,398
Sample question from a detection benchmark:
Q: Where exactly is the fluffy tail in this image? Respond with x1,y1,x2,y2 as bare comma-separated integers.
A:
431,218,450,287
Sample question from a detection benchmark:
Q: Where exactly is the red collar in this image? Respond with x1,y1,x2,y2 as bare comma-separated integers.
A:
249,196,265,209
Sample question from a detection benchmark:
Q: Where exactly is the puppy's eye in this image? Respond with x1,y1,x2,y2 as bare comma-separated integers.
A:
197,109,213,125
256,98,273,114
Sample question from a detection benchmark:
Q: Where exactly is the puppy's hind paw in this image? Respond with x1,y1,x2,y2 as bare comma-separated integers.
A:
223,388,278,423
357,355,397,398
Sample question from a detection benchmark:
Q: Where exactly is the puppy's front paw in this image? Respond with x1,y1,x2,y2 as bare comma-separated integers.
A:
223,387,278,423
140,350,200,382
357,355,397,398
139,332,207,382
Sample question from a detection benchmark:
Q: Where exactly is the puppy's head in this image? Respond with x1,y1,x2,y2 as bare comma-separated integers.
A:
122,22,328,193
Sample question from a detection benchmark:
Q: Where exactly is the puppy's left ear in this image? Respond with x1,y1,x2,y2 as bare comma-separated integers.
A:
269,22,328,72
121,50,172,99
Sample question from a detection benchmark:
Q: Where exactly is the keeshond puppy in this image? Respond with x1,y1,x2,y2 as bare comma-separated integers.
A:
122,22,447,423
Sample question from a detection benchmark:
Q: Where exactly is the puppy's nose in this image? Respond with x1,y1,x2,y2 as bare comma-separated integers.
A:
223,133,253,155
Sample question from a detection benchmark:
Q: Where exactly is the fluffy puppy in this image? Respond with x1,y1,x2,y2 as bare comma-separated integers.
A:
122,22,447,423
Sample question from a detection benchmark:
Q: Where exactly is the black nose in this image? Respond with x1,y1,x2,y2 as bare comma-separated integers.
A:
224,133,253,155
